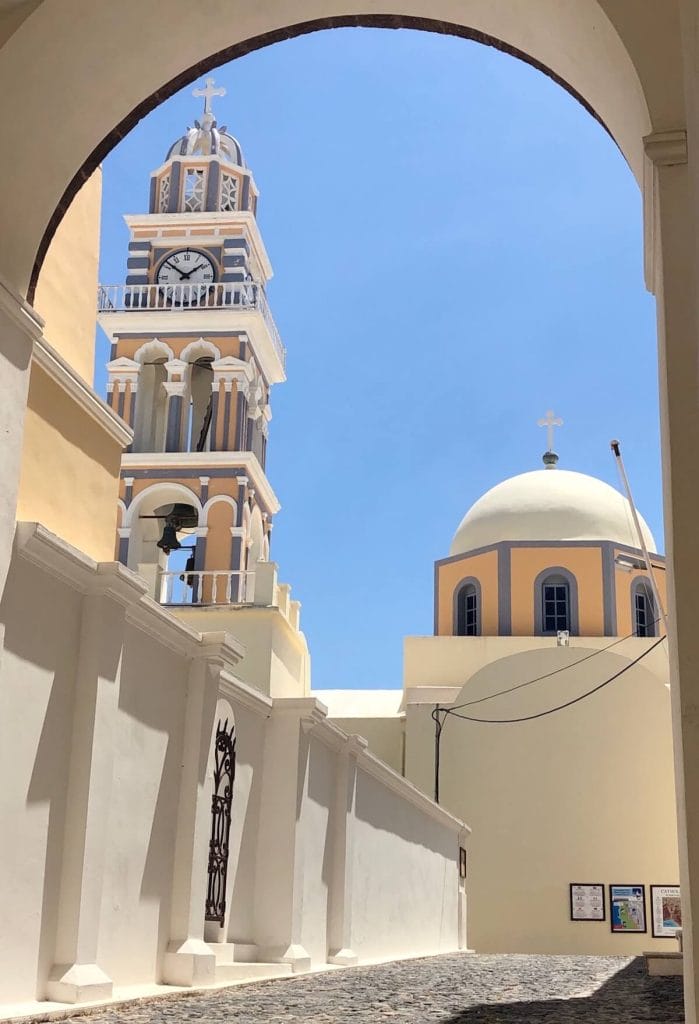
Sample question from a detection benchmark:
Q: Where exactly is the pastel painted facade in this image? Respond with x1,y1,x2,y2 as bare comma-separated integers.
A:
15,171,128,562
320,450,678,957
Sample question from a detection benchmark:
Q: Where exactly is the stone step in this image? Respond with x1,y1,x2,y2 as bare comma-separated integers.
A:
644,951,683,976
214,962,293,983
208,942,258,965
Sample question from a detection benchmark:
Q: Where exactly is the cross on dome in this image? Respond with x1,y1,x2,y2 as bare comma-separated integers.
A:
538,409,563,450
537,409,563,468
193,76,226,116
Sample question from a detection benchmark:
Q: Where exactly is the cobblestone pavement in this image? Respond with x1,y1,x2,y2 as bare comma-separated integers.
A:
76,954,684,1024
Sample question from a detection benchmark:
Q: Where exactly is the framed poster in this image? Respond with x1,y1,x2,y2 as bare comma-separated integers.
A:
650,885,682,938
570,883,605,921
610,884,646,933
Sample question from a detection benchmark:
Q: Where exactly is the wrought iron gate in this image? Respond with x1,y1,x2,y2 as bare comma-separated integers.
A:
205,718,236,924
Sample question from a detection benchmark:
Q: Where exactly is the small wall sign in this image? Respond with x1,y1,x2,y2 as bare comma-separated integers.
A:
459,847,467,879
570,883,605,921
650,885,682,938
610,884,646,933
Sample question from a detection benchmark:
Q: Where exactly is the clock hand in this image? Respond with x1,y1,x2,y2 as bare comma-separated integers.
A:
179,263,206,280
163,259,186,279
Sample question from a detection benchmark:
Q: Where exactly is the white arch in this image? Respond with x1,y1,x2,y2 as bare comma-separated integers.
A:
124,481,203,528
180,338,221,364
202,493,238,527
116,497,127,525
133,338,174,363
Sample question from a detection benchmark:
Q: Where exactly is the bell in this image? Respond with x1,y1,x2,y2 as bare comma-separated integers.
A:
157,523,181,554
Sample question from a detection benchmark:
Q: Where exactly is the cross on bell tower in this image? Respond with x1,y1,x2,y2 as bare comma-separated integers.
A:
537,409,563,468
193,76,226,116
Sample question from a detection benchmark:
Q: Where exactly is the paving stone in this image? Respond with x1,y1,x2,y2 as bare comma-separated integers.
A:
71,954,685,1024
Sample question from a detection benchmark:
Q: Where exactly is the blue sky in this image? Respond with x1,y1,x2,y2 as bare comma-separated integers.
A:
96,28,660,690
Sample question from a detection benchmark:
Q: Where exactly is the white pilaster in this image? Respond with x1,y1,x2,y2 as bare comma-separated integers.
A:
46,564,147,1003
162,634,244,986
253,700,323,972
644,110,699,1024
327,735,366,966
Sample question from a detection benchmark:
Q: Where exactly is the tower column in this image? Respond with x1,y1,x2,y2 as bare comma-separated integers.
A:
163,380,186,452
234,381,249,450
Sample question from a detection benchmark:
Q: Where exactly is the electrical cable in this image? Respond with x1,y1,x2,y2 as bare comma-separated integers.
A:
442,634,666,724
448,616,665,711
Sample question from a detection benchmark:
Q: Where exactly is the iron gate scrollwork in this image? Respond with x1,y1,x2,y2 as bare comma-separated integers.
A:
205,717,236,925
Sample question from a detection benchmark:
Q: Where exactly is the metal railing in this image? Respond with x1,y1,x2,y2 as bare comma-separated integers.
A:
158,569,255,606
98,281,285,368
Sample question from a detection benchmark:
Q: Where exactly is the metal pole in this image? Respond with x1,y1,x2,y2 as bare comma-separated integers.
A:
432,705,444,804
610,440,668,633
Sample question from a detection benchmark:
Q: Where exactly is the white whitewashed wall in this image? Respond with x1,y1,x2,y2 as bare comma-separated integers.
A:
0,524,468,1010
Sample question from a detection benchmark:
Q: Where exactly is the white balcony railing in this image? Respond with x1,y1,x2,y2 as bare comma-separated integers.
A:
98,282,285,369
158,569,255,606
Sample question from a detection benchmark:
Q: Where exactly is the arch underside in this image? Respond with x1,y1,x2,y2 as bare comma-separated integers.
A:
0,0,674,301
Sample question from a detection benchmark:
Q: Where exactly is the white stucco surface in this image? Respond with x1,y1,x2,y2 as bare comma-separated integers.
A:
0,526,467,1010
450,469,657,555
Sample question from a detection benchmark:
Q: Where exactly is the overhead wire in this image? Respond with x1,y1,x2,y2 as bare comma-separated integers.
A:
448,616,666,711
440,634,666,725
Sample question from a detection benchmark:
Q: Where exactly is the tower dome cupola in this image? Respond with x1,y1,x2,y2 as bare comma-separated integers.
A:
150,77,258,216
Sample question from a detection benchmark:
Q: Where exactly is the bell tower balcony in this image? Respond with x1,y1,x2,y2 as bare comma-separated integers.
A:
97,281,286,384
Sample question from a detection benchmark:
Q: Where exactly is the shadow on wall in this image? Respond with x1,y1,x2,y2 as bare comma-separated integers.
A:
354,766,456,860
441,959,683,1024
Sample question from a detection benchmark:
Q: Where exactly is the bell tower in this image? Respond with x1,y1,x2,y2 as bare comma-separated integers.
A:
99,79,286,607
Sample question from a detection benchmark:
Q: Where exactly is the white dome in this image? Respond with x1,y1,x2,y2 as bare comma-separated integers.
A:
450,469,657,555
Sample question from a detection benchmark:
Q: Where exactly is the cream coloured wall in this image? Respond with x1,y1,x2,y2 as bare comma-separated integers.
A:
33,171,102,384
0,541,83,1004
350,765,463,960
326,717,403,774
298,737,335,964
175,600,310,699
436,549,498,635
16,364,123,562
96,625,189,985
510,546,605,635
403,640,677,955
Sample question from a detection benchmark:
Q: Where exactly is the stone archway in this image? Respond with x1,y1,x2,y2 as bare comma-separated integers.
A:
0,2,678,300
1,4,699,1020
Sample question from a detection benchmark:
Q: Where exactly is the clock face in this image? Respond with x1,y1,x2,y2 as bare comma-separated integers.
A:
156,249,216,303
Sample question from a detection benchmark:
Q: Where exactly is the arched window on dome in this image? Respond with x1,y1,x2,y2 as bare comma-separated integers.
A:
632,578,656,637
454,578,481,637
535,568,579,637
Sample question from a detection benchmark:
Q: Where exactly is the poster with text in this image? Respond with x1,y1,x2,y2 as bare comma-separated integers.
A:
570,884,605,921
610,885,646,933
651,885,682,938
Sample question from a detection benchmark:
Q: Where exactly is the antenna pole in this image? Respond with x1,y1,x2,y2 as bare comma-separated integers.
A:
610,440,668,633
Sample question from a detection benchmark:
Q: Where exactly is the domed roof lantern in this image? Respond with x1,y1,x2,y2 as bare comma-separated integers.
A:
151,77,258,216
